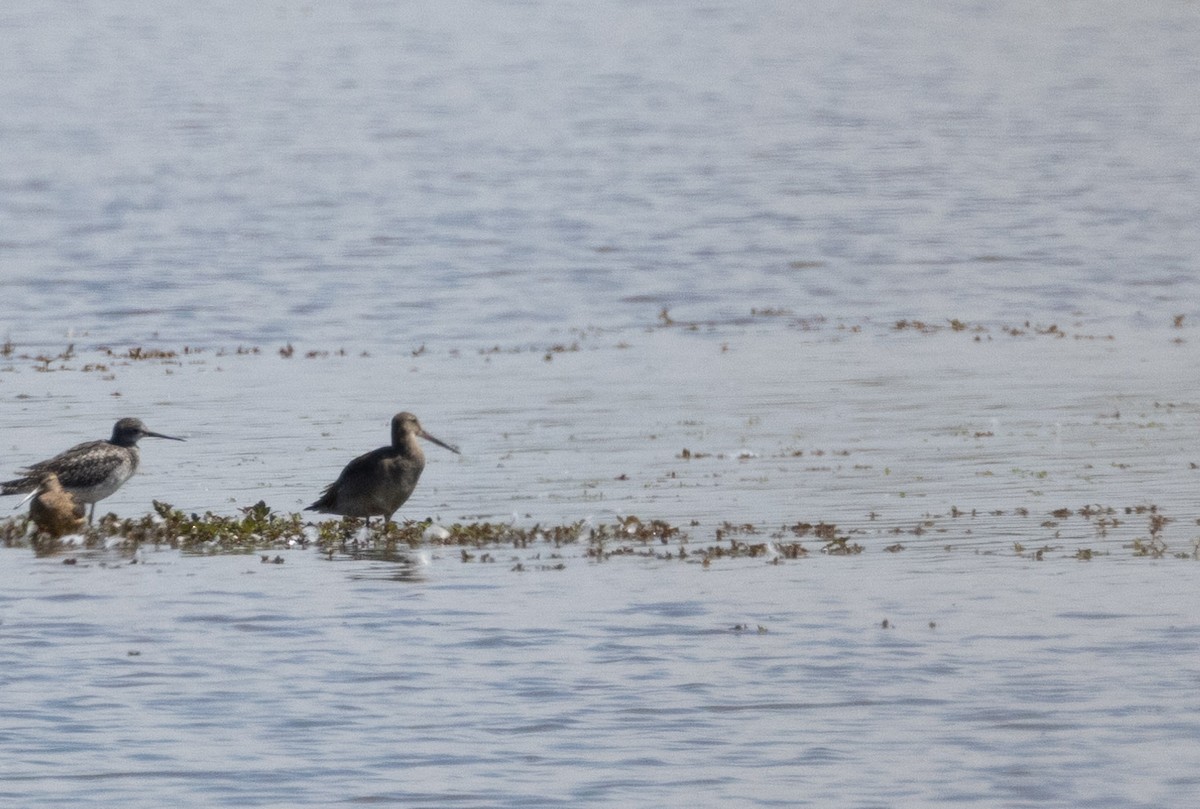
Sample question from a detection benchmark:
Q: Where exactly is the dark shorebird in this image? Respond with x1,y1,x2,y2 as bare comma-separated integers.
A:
2,418,184,522
306,412,459,525
20,472,87,537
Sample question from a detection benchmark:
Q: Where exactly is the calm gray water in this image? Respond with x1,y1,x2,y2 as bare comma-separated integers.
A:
3,549,1198,808
2,1,1200,806
2,1,1198,350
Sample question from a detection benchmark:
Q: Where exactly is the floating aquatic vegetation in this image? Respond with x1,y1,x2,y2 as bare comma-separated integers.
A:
1128,508,1173,558
820,534,864,555
141,500,310,553
314,517,593,560
116,347,178,361
1130,536,1167,558
786,521,838,540
0,501,311,555
888,318,1114,341
583,517,691,562
542,342,580,361
0,312,1142,381
2,502,1197,563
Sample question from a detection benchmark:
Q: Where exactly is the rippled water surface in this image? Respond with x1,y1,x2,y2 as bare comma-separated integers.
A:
2,1,1198,349
2,1,1200,806
4,546,1200,808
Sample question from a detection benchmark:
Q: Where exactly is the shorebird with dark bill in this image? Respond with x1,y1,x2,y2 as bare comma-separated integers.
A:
306,412,460,526
19,472,87,538
2,417,185,522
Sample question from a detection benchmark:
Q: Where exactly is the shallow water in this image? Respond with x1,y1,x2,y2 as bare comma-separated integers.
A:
3,325,1196,546
1,2,1198,350
2,1,1200,806
3,546,1199,808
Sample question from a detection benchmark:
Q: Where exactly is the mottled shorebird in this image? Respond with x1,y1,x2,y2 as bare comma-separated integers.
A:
19,472,87,537
306,412,460,525
2,418,184,521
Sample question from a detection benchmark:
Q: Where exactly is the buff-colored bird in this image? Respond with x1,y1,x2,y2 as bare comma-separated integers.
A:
22,472,87,537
